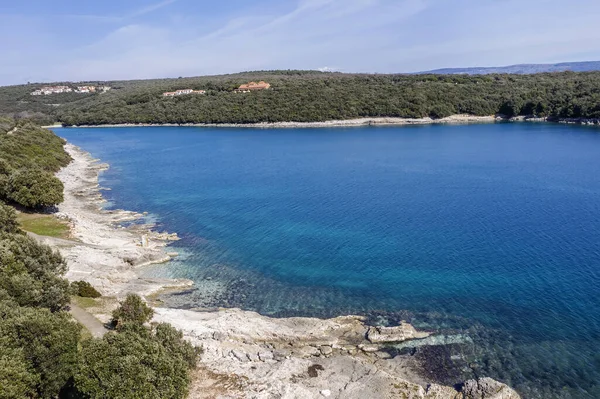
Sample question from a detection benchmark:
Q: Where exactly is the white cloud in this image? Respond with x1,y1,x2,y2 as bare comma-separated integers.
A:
130,0,178,17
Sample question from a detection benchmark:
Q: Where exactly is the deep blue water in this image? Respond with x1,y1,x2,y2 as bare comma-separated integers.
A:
55,123,600,398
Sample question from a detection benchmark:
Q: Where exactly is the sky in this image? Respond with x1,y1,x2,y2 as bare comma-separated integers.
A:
1,0,600,85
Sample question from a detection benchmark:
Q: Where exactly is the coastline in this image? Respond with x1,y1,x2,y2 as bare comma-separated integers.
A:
46,115,496,129
45,114,600,129
45,142,521,398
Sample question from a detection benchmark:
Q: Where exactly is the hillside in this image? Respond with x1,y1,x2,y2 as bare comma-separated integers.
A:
2,70,600,125
420,61,600,75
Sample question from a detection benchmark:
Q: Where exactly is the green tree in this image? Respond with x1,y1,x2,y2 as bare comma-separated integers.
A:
7,169,64,209
0,159,12,198
0,233,70,311
154,323,201,369
111,294,154,328
75,325,196,399
0,303,81,398
0,345,38,399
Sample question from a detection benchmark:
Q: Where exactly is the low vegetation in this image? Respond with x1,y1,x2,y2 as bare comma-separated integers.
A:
2,70,600,126
71,281,101,299
17,213,70,238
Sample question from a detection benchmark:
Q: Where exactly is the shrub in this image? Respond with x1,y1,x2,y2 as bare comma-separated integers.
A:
0,201,21,234
0,233,70,311
75,323,198,399
71,281,102,298
111,294,154,328
6,169,64,209
0,303,81,398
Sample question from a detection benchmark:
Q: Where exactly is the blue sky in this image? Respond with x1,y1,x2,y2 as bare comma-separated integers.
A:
2,0,600,84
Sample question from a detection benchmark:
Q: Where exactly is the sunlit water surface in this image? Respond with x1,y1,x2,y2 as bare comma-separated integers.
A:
55,123,600,398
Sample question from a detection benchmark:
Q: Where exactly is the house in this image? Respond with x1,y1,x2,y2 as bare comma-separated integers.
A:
163,89,206,97
31,86,73,95
234,81,271,93
75,86,97,93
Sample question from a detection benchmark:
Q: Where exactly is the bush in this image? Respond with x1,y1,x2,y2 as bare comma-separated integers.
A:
75,323,198,399
0,345,38,399
71,281,102,298
0,201,21,234
6,169,64,209
0,233,70,311
0,303,81,398
111,294,154,328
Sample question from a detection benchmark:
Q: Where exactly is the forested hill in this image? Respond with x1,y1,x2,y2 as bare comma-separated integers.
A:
2,70,600,126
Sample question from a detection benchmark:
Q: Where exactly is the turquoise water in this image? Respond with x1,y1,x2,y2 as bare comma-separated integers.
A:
55,124,600,398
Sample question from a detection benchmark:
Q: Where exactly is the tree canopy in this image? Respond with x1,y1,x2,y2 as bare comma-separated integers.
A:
2,71,600,126
0,120,70,209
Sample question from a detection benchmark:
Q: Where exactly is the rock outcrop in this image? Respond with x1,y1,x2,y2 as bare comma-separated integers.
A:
460,377,521,399
153,308,521,399
366,322,430,343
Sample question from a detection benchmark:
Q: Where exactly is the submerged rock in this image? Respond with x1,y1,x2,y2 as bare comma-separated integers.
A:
366,321,431,343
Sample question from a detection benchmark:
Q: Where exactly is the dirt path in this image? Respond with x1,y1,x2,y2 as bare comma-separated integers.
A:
69,303,108,338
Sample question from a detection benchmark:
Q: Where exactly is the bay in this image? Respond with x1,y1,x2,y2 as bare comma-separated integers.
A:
55,123,600,398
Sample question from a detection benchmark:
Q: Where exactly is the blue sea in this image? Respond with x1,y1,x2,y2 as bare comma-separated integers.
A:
55,123,600,399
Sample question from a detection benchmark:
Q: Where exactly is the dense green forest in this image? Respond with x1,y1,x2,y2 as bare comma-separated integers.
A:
0,119,70,208
0,122,199,398
1,70,600,125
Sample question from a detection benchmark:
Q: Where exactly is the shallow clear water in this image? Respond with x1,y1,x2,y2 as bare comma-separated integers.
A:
55,123,600,398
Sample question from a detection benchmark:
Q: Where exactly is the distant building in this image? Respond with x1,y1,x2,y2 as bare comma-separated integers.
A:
74,85,111,94
31,86,73,95
75,86,96,93
234,81,271,93
163,89,206,97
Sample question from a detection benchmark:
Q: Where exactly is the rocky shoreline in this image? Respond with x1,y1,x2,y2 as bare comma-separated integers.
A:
47,114,600,130
45,142,521,398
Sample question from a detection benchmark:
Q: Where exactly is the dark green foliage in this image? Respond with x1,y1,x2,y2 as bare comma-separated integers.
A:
0,121,70,209
0,70,595,125
111,294,155,328
6,169,64,209
0,345,38,399
0,201,21,234
0,233,70,311
4,71,600,125
0,122,71,172
0,303,81,398
0,158,13,198
75,323,199,399
154,323,202,369
71,281,102,298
